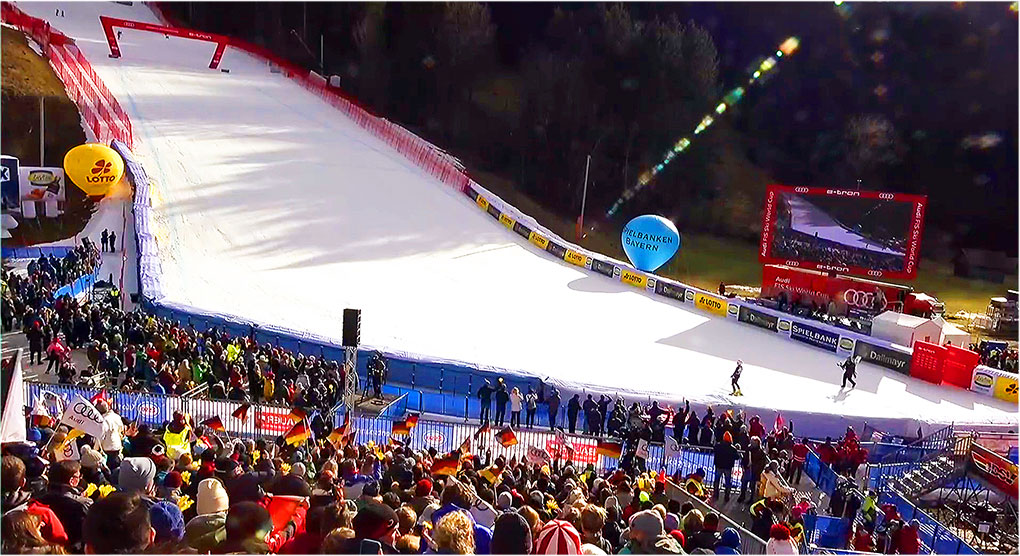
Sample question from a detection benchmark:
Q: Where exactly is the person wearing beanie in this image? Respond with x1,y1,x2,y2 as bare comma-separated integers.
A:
118,456,158,506
664,513,680,533
150,500,186,547
766,523,797,554
410,478,435,516
79,445,111,486
712,432,739,502
158,470,184,502
714,527,742,555
185,479,230,552
338,501,400,553
496,490,513,511
624,509,683,554
535,519,583,555
491,511,533,554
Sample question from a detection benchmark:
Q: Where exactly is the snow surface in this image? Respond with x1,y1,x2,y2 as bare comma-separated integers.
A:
20,2,1016,434
786,194,904,256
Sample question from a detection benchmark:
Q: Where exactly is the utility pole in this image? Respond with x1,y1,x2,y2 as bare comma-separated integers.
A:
577,154,591,241
39,97,45,165
320,34,324,73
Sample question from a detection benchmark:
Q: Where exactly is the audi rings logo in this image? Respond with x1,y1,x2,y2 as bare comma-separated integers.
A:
843,290,884,309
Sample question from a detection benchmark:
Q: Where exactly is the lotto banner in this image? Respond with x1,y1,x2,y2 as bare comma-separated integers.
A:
993,374,1019,403
694,292,727,317
620,269,648,289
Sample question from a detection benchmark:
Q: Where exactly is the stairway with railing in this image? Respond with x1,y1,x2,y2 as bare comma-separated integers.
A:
867,425,972,498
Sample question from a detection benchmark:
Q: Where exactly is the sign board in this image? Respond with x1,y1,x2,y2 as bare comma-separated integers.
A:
527,445,551,465
19,166,66,203
58,394,105,439
0,155,19,210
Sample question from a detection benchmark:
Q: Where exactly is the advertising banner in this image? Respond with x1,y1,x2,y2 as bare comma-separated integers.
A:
564,249,587,268
838,337,856,355
790,321,840,352
854,340,911,375
528,231,549,250
546,438,598,464
694,292,727,317
620,269,647,289
498,213,515,230
58,394,105,439
411,421,456,454
738,306,778,332
512,222,531,241
993,374,1019,403
257,407,293,435
970,366,996,396
970,443,1018,499
727,303,739,318
654,280,686,302
546,241,567,260
18,166,66,203
591,259,615,278
1,155,19,210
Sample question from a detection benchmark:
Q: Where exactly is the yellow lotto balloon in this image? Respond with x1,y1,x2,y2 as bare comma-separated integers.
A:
64,143,125,196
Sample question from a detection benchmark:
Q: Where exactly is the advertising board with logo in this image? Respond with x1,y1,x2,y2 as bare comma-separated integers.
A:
1,155,19,209
19,167,66,203
498,213,515,230
654,280,686,302
838,337,856,354
738,306,778,332
853,340,911,374
257,408,293,434
970,443,1018,499
970,366,996,396
411,421,455,454
694,292,727,317
565,249,587,268
546,439,598,464
727,303,739,318
620,269,647,289
512,222,531,241
685,289,695,303
778,319,792,335
115,392,167,425
591,259,615,278
993,375,1019,403
790,321,840,352
529,231,550,250
547,241,567,259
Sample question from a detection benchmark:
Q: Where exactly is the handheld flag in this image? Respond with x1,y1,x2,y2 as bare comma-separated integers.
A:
284,420,311,446
88,390,110,406
596,439,623,459
474,423,491,439
774,413,785,433
392,419,411,436
480,464,503,485
58,394,105,439
431,454,459,476
200,416,226,433
404,413,419,428
327,426,346,447
458,436,471,455
231,403,251,421
31,399,55,428
288,407,308,423
496,426,518,448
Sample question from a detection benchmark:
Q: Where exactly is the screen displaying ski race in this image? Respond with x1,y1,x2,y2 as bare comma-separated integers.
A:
759,185,927,280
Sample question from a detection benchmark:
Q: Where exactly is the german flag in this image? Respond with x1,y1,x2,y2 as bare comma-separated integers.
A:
474,423,491,439
404,413,419,428
231,403,251,421
284,420,311,446
458,436,471,455
392,419,411,436
480,465,503,485
431,454,459,476
200,416,226,433
288,407,308,423
596,439,623,459
327,426,346,447
496,426,518,447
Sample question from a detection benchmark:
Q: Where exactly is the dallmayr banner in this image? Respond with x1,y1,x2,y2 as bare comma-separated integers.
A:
738,306,778,332
591,259,615,278
654,280,686,303
790,321,840,352
854,339,911,375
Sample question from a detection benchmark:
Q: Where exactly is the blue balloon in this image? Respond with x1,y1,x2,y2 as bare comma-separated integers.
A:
621,215,680,272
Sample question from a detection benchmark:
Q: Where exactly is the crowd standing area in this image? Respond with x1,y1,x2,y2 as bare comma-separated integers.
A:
0,247,938,555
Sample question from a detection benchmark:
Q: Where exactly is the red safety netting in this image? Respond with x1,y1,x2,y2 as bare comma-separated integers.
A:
2,2,133,149
910,341,946,385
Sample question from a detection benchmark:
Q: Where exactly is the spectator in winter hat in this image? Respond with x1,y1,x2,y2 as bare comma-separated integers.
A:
185,479,230,552
492,511,532,554
766,523,798,555
535,519,583,554
119,457,157,499
627,509,683,554
340,501,400,553
150,500,186,546
714,527,742,555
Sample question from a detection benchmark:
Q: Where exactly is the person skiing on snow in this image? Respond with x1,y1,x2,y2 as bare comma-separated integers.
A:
840,355,859,389
731,360,743,395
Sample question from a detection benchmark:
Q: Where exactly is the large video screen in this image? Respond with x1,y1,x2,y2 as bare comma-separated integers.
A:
759,185,927,280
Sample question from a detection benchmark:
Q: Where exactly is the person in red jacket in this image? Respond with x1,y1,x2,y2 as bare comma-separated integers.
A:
790,438,809,485
897,519,921,554
817,437,838,467
852,523,875,552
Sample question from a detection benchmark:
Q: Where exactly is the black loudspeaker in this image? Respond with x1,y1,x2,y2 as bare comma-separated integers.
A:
342,308,361,347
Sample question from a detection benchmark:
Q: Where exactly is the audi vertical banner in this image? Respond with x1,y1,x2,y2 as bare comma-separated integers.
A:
789,321,840,352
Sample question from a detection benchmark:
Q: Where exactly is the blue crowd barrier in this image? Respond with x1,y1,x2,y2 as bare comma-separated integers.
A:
1,246,74,260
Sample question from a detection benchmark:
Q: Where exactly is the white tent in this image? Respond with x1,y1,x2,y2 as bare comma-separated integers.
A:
0,350,26,445
871,311,944,349
932,316,972,348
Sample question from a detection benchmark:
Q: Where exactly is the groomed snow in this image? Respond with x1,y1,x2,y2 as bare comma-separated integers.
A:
20,2,1016,435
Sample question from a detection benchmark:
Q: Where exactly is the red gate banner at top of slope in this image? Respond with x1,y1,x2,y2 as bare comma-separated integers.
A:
99,15,229,69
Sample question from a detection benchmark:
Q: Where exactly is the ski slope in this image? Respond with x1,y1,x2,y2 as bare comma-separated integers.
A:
20,2,1016,435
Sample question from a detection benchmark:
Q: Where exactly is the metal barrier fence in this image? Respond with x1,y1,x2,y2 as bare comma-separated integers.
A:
664,478,767,554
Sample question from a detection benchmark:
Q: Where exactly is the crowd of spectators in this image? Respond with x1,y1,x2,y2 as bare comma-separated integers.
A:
0,397,819,556
971,343,1017,373
771,226,904,273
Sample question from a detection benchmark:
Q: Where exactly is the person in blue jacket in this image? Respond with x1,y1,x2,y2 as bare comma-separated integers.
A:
714,527,742,555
